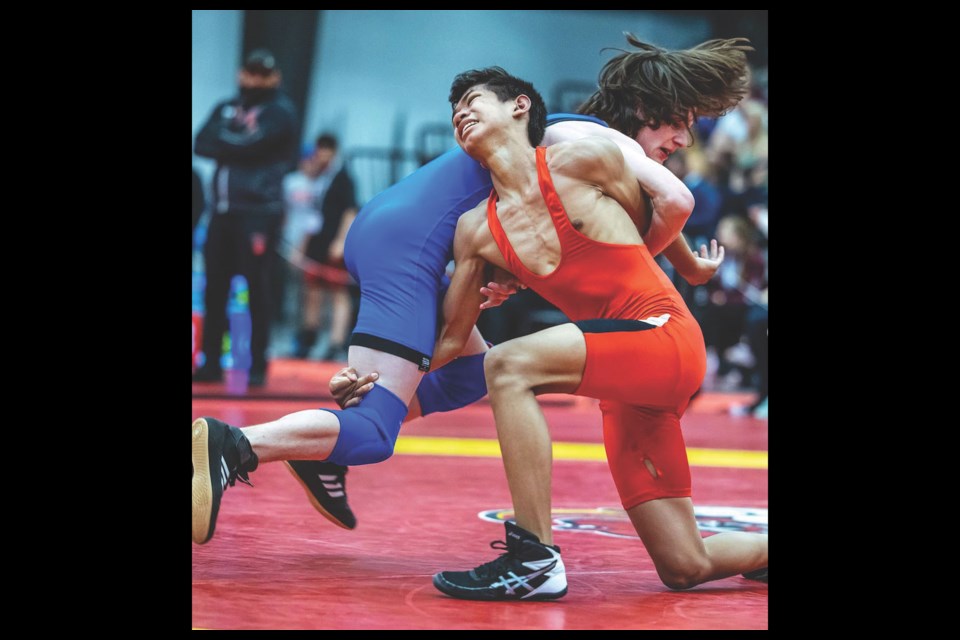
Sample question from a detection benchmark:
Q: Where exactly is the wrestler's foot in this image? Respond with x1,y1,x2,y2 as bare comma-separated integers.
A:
433,522,567,601
284,460,357,529
192,417,258,544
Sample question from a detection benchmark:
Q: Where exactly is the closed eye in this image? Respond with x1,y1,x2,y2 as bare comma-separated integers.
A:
453,91,481,124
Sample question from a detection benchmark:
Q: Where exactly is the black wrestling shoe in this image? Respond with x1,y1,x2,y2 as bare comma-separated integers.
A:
284,460,357,529
432,522,567,601
742,567,768,583
191,417,259,544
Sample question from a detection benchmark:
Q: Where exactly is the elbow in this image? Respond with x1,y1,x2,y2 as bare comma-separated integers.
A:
680,188,695,219
662,186,694,225
674,183,695,219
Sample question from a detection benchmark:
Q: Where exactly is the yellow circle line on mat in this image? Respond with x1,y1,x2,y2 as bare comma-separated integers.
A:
393,436,766,469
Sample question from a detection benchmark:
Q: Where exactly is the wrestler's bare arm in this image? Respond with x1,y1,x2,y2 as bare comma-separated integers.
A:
542,121,692,254
432,205,490,370
543,122,722,282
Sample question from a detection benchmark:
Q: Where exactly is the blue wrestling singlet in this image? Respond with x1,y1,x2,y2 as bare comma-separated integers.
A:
343,113,608,370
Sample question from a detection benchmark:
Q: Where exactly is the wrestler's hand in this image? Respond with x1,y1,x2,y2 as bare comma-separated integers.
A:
480,267,526,310
329,366,379,409
681,239,725,286
479,282,518,310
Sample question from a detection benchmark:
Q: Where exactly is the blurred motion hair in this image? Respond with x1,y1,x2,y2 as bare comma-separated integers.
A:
579,34,753,140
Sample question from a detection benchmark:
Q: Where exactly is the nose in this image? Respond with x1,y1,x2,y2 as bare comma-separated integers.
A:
453,107,467,132
674,126,691,149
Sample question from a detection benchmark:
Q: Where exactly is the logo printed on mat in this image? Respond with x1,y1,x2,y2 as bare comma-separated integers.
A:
479,506,767,539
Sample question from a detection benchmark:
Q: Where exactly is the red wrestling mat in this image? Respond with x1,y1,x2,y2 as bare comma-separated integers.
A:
192,358,760,414
192,362,768,629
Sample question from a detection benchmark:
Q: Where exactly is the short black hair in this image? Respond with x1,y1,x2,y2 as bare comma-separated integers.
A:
315,133,338,151
449,67,546,146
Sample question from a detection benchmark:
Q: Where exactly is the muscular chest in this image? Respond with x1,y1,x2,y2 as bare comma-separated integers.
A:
489,197,563,277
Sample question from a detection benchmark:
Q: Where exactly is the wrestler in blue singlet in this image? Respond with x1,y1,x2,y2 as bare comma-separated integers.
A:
344,113,607,371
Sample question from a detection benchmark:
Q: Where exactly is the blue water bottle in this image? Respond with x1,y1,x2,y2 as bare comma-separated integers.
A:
226,275,252,394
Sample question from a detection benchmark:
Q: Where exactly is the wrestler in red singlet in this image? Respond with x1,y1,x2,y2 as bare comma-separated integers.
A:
486,146,707,509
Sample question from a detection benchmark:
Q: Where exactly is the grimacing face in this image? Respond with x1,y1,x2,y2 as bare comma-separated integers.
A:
634,112,694,164
452,85,519,151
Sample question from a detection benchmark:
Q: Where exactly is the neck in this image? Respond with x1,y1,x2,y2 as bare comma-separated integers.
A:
476,135,538,198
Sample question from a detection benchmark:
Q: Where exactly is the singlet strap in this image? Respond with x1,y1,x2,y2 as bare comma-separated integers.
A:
535,146,583,252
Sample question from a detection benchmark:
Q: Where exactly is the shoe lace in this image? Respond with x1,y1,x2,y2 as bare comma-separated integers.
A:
223,458,254,489
471,540,514,580
223,429,258,489
234,469,254,487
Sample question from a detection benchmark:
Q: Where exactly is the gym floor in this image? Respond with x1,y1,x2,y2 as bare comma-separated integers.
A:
192,359,767,630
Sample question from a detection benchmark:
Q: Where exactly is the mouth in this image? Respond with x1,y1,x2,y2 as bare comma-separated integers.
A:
658,147,672,163
459,119,478,140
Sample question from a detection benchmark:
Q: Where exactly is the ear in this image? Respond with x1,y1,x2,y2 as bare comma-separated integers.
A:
514,94,531,116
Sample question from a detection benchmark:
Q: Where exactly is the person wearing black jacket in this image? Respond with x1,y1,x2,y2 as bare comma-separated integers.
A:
193,49,299,386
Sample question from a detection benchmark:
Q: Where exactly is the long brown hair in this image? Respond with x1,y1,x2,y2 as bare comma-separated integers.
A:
579,34,753,139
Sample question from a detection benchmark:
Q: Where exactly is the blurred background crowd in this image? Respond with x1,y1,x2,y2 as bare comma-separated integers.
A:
192,10,767,415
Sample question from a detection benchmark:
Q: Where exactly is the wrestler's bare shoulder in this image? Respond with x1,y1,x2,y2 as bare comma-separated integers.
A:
547,136,625,180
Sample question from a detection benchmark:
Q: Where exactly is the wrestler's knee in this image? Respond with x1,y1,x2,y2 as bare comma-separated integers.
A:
325,384,408,465
653,553,712,591
483,344,533,392
416,351,488,416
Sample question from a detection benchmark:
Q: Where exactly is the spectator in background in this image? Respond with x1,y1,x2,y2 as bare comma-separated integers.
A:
741,292,767,418
665,149,723,249
662,149,726,312
192,167,205,233
706,89,768,220
695,72,767,408
193,49,299,387
742,199,767,418
291,133,358,361
278,144,325,329
701,215,766,391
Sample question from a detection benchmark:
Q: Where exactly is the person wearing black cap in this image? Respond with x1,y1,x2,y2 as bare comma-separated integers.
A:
194,48,300,387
